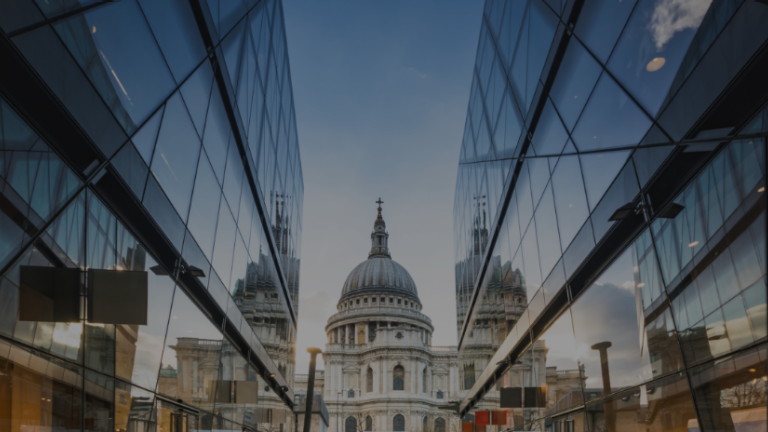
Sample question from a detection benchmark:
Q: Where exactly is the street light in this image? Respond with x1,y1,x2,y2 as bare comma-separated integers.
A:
303,348,322,432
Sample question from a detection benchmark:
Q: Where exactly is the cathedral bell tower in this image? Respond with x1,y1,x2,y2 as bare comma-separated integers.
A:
369,198,390,258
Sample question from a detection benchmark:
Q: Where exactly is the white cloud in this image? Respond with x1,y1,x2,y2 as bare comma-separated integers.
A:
649,0,710,50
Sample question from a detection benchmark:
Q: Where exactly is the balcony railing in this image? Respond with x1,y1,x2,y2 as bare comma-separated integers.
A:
327,307,432,325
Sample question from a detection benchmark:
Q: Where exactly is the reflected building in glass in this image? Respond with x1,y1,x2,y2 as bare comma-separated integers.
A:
0,2,303,432
453,1,767,432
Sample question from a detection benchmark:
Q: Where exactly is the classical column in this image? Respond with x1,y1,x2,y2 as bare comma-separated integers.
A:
411,359,417,393
364,322,369,343
382,357,388,393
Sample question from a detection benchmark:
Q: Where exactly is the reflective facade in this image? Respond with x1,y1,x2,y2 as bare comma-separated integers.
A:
0,1,302,432
453,2,768,431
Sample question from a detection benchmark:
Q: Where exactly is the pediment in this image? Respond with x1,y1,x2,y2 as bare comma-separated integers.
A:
432,366,449,376
342,365,361,373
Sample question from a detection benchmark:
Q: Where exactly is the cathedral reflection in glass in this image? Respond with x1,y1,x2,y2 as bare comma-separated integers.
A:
0,1,302,432
453,1,767,431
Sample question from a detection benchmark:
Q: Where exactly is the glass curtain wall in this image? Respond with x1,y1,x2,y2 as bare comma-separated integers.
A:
0,1,303,432
453,1,767,431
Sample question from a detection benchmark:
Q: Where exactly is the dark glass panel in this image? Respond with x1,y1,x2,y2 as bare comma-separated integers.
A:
579,150,632,211
53,2,176,134
138,0,207,83
607,0,710,116
130,105,164,165
0,97,83,226
562,218,595,279
159,288,223,411
632,145,674,188
222,137,245,218
187,152,223,261
551,155,590,249
150,93,202,221
0,0,45,33
572,230,684,394
572,74,652,152
202,85,233,182
585,373,698,432
549,40,603,131
528,157,550,207
180,61,216,140
111,142,148,199
531,100,569,157
574,0,635,63
526,2,558,111
12,26,127,159
142,176,185,252
212,199,237,288
497,0,526,68
535,185,562,279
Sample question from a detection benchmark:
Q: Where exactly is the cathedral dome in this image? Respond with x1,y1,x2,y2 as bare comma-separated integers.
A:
341,256,418,300
339,199,419,302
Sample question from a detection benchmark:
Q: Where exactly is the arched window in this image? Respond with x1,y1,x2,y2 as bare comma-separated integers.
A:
463,363,475,390
422,367,427,393
436,390,444,399
393,366,405,391
346,417,357,432
393,414,405,432
366,416,373,431
366,367,373,392
348,389,355,398
435,418,446,432
422,416,428,432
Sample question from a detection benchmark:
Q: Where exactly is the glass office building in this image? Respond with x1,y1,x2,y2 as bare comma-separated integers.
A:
453,1,767,431
0,1,302,432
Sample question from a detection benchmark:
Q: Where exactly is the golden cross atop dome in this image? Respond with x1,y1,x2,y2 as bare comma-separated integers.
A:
376,198,384,216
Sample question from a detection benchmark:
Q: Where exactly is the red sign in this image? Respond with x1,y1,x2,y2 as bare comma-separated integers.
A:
475,411,490,426
492,411,506,426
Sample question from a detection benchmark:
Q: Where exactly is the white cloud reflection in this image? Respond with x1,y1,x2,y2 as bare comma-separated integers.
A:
649,0,710,51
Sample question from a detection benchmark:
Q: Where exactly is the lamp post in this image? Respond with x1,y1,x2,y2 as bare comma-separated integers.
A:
591,342,613,432
303,348,323,432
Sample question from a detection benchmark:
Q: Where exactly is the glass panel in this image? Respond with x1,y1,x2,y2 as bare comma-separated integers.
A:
532,309,584,418
549,40,603,132
212,199,237,288
111,142,148,199
688,344,767,432
202,86,233,182
521,220,542,301
531,100,569,156
579,150,632,211
551,155,590,250
115,244,176,391
131,105,164,165
114,380,155,432
138,0,207,83
142,176,185,252
585,373,698,432
0,341,84,432
84,370,114,432
571,230,684,395
607,0,710,116
574,0,635,63
535,184,561,279
187,152,223,261
159,288,224,412
0,192,85,362
180,61,216,140
571,74,652,152
53,2,176,134
150,93,202,221
632,145,674,188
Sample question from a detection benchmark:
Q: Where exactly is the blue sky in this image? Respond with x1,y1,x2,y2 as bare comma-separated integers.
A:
284,0,484,373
